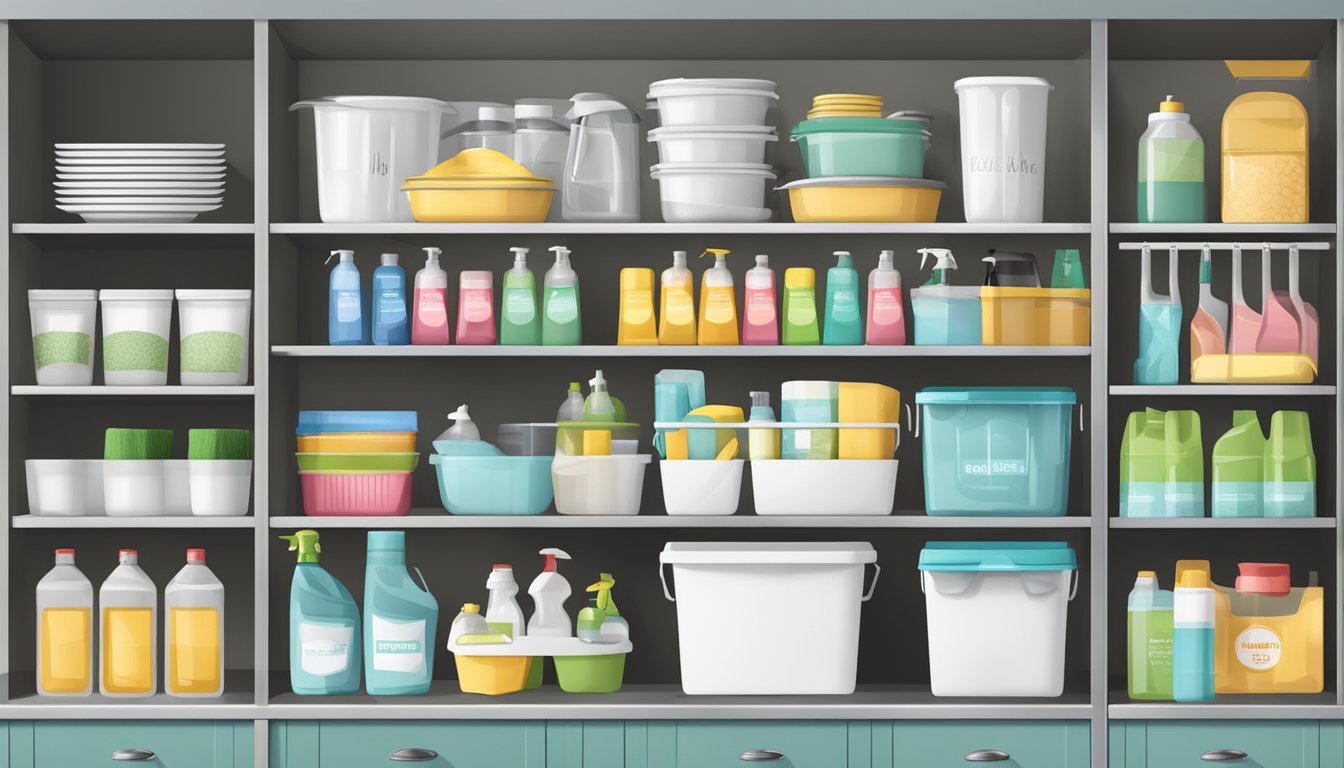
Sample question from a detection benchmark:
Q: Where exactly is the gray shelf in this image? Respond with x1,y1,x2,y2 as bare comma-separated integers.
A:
10,385,255,396
1110,517,1336,529
1109,385,1338,396
12,223,255,235
12,515,256,529
271,345,1091,358
269,513,1094,529
0,673,259,719
1108,691,1341,720
271,222,1093,236
1109,223,1338,235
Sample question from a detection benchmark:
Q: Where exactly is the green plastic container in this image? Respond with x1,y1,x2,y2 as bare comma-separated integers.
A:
1211,410,1265,518
1119,408,1203,518
1265,411,1315,517
554,653,626,693
791,117,927,178
295,452,420,473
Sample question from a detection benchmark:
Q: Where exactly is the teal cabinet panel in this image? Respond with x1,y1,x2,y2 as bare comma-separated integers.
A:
546,722,626,768
892,721,1089,768
1115,721,1319,768
1322,722,1343,768
30,721,248,768
670,722,848,768
316,721,546,768
271,722,318,768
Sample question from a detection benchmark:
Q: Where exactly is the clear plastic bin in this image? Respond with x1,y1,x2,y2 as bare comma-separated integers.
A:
981,287,1090,346
551,454,651,515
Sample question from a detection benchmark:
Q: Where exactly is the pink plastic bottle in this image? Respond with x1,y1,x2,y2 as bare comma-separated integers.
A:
741,254,778,345
456,270,496,345
866,249,906,345
412,246,451,345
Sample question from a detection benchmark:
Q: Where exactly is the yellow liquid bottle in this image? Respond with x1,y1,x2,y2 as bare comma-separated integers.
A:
617,267,657,345
165,549,225,697
658,250,696,345
698,248,739,345
99,549,157,697
36,548,93,697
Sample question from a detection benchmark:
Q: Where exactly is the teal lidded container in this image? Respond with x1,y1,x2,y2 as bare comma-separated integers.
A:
791,117,928,178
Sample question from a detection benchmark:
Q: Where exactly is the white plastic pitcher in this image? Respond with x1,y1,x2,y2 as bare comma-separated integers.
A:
562,93,640,222
954,77,1052,223
291,96,455,223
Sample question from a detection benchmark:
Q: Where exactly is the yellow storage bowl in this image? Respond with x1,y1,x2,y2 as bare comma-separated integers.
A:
780,177,945,223
296,432,418,453
455,655,532,696
404,186,554,223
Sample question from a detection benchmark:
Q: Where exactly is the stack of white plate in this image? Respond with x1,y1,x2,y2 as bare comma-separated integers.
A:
54,143,226,223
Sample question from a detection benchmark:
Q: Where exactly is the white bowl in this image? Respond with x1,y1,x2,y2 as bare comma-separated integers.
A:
648,125,777,164
650,163,776,223
647,83,779,128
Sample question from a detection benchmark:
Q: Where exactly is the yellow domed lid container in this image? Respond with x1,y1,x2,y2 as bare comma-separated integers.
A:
1221,92,1309,223
404,148,554,188
402,148,555,222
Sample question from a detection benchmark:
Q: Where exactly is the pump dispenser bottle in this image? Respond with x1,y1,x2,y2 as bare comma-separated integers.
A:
543,246,582,345
866,250,905,345
372,253,409,345
500,247,541,345
742,254,778,345
698,248,739,345
328,249,367,345
412,247,450,345
617,267,658,345
659,250,697,344
456,270,496,345
823,251,863,345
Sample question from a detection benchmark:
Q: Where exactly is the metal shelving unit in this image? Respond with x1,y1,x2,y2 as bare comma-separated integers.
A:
268,513,1095,529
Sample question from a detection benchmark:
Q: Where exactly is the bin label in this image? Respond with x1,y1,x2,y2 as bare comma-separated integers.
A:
1235,626,1282,670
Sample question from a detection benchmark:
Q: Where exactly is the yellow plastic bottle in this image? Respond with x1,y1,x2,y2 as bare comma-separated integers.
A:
100,549,157,697
698,248,739,345
617,267,657,345
658,250,696,345
165,549,225,697
36,548,93,697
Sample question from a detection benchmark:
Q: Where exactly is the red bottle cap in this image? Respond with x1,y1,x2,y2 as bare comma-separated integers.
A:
493,564,512,570
187,548,206,563
1235,562,1291,596
55,548,75,556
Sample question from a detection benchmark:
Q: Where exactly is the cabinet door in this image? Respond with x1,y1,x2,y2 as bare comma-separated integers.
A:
667,722,848,768
31,721,244,768
892,721,1089,768
316,721,545,768
1115,721,1319,768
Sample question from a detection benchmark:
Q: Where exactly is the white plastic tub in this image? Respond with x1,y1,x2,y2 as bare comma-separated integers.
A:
176,289,251,386
103,460,166,517
28,289,98,386
99,289,173,386
647,125,777,164
26,459,100,516
954,77,1052,223
919,542,1077,697
650,163,775,223
647,78,779,127
750,459,898,516
552,453,652,515
164,460,191,515
660,459,744,515
189,459,252,516
660,542,879,694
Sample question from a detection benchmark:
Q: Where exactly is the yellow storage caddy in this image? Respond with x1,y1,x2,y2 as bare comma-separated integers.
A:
1190,353,1317,384
980,287,1091,346
838,383,900,459
1221,92,1309,223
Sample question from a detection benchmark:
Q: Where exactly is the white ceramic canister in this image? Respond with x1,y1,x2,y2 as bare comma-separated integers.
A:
953,77,1052,223
189,459,252,517
29,289,98,386
99,290,174,386
175,289,252,386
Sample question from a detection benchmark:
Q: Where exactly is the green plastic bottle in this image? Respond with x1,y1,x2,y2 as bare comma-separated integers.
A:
1051,249,1086,289
1119,408,1203,518
1211,410,1265,518
1127,570,1174,701
500,247,541,345
542,245,581,345
822,251,862,345
782,267,819,345
1265,411,1315,517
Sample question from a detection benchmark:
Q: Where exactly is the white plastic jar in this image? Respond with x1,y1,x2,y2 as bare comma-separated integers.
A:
104,460,166,517
190,460,252,516
29,289,98,386
953,76,1052,223
99,290,173,386
175,289,251,385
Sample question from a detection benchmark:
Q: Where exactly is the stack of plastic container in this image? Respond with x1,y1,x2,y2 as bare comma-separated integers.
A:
646,78,779,222
296,411,418,516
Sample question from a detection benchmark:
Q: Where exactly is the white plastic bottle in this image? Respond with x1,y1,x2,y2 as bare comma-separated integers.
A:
164,548,225,698
448,603,492,645
99,549,157,697
36,548,93,697
485,564,527,638
526,548,573,637
412,246,450,345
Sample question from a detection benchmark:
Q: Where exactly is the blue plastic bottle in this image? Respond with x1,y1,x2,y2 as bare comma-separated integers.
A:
281,530,362,695
328,249,368,345
371,253,409,345
822,251,863,345
363,531,438,695
1172,569,1215,702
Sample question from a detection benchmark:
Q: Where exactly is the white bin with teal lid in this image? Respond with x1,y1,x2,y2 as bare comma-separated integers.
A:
920,542,1077,697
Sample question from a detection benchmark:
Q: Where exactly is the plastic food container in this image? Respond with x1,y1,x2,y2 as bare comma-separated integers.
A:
646,78,779,127
104,459,166,516
429,454,554,515
916,387,1076,516
99,289,174,386
496,423,556,457
403,149,555,223
920,542,1077,696
295,432,418,453
297,410,417,436
660,542,879,694
647,125,777,164
164,459,192,515
29,289,98,386
26,459,104,516
295,452,420,473
1191,353,1317,384
556,421,640,456
551,454,651,515
300,471,412,516
660,459,744,516
189,459,252,516
650,163,775,223
175,289,251,385
1221,92,1309,223
954,76,1052,223
980,287,1091,346
750,460,898,516
791,117,928,178
779,177,944,223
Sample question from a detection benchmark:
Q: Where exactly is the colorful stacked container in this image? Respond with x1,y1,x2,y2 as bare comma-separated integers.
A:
296,411,418,516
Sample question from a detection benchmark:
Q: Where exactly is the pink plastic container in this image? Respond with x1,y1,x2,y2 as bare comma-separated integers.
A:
300,471,413,516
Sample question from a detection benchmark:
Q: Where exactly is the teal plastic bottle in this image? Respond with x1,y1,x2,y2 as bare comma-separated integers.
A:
281,530,362,695
1134,246,1181,385
822,251,863,345
363,531,438,695
1172,569,1215,702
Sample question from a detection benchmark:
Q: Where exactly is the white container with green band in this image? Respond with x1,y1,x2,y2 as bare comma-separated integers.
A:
176,289,251,386
29,289,98,386
100,289,173,385
188,429,252,517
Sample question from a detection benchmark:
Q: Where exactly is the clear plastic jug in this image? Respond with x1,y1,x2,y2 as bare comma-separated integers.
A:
562,93,640,222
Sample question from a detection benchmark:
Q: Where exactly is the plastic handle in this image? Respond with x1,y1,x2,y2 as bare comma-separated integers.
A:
111,749,156,762
740,749,786,762
1068,570,1080,601
1078,403,1086,433
964,749,1011,762
390,747,440,762
1200,749,1249,762
913,402,921,439
861,562,882,602
659,562,675,602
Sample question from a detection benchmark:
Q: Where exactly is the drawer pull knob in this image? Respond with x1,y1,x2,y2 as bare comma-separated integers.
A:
965,749,1011,762
740,748,786,761
1201,749,1249,762
111,749,156,762
390,747,439,762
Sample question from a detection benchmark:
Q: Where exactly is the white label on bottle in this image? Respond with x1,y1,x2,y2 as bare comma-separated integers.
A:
745,289,776,325
1235,626,1282,670
417,291,447,328
371,614,426,675
794,430,811,450
704,288,734,324
830,288,860,323
505,289,536,324
378,291,406,321
462,292,491,323
336,290,361,323
299,622,353,677
547,290,578,323
870,288,903,325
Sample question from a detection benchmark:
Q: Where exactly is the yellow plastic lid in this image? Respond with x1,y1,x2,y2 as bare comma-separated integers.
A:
813,93,883,104
1159,95,1185,113
1177,570,1210,588
785,267,815,289
408,148,540,181
1225,60,1313,80
1138,570,1157,578
1222,92,1309,151
463,603,481,613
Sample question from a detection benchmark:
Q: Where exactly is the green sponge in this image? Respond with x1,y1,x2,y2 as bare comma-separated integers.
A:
188,428,253,460
104,428,174,460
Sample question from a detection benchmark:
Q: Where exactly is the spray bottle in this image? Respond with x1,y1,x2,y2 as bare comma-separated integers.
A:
526,548,573,637
698,248,739,345
910,248,980,345
584,370,616,421
500,247,541,345
371,253,409,345
1190,246,1228,368
543,245,582,345
865,249,905,345
556,381,585,422
327,249,367,345
782,267,819,345
617,267,657,345
281,531,362,696
658,250,697,345
823,251,863,345
1134,244,1181,385
412,247,450,345
577,573,629,644
741,254,778,345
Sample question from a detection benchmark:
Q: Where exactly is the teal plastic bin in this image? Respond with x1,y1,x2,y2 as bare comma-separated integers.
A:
429,454,554,515
916,387,1076,516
